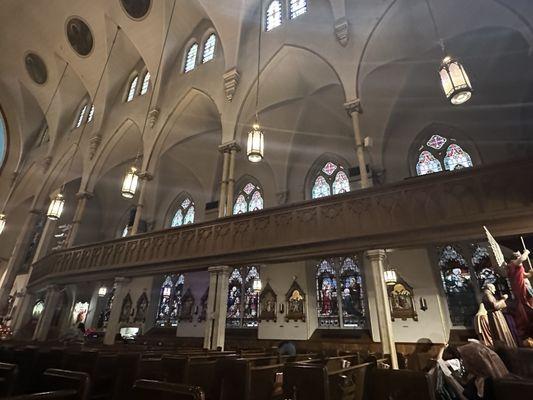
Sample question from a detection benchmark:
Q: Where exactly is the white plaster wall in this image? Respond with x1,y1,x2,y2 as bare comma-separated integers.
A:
258,261,314,341
176,270,209,338
114,276,154,335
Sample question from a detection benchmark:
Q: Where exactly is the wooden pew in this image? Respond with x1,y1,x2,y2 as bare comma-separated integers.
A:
131,380,205,400
0,362,18,397
366,366,438,400
111,353,142,400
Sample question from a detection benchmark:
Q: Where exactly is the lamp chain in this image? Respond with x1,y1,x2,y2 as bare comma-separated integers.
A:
424,0,446,54
255,0,263,123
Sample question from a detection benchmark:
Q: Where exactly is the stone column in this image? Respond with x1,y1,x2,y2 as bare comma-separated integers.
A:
0,209,43,315
103,277,130,345
225,143,241,217
203,266,230,350
66,191,93,247
131,172,153,235
218,146,230,217
31,218,57,263
84,285,102,329
344,99,369,189
10,290,35,336
366,249,398,369
33,285,62,342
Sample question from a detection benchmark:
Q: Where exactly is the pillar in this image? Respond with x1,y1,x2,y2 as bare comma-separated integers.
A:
218,146,230,217
366,249,398,369
203,266,230,350
33,285,61,342
344,99,369,189
225,143,240,217
131,173,153,235
103,277,130,345
84,285,103,329
0,209,43,315
31,218,57,263
66,191,93,247
10,290,35,336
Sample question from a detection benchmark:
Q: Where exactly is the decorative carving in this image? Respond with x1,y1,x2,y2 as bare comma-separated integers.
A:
89,135,102,160
180,288,195,322
134,292,149,322
285,279,306,322
259,282,277,322
223,67,240,102
148,107,160,128
344,99,362,116
334,17,350,47
387,276,418,321
119,293,133,323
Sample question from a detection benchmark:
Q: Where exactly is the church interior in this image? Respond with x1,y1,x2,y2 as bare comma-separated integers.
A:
0,0,532,399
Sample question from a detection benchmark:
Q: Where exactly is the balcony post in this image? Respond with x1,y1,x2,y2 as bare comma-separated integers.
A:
66,191,93,247
203,266,230,350
33,285,62,341
131,172,153,235
344,99,369,189
225,143,241,217
218,145,231,217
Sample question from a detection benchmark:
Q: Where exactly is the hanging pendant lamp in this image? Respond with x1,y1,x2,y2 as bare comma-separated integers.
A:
47,192,65,221
383,269,398,286
121,166,139,199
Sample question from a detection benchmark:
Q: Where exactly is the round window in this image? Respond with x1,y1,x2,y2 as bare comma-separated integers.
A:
66,17,94,56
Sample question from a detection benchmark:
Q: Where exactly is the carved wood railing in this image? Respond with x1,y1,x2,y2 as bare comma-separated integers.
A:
28,159,533,288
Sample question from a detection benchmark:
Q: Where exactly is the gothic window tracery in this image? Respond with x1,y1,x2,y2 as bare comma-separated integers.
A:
416,134,473,176
184,43,199,73
127,75,138,102
171,197,195,227
227,266,261,328
156,274,185,327
315,257,366,328
233,182,264,214
311,161,350,199
202,34,217,63
140,71,150,95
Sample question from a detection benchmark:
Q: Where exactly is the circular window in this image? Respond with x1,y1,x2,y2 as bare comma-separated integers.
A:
120,0,151,19
66,18,94,56
25,53,47,84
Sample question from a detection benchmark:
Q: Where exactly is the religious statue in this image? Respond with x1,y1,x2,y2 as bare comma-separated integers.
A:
506,250,533,341
481,283,516,348
474,303,492,347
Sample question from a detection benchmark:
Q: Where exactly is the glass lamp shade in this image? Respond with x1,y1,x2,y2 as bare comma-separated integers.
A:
439,57,472,105
121,166,139,199
98,286,108,297
247,123,264,163
252,277,262,293
383,269,397,286
0,214,6,235
47,193,65,221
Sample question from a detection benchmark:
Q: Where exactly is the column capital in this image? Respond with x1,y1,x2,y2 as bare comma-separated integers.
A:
208,266,231,275
137,171,154,181
366,249,387,262
218,141,241,154
344,98,362,115
76,191,94,200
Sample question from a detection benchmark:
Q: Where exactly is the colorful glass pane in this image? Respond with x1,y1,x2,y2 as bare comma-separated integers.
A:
243,183,255,195
184,206,195,225
322,162,338,176
157,275,179,326
443,144,473,172
249,190,264,212
471,245,511,297
233,194,248,215
181,198,191,209
243,267,260,326
416,151,443,176
426,134,447,150
340,258,365,327
312,175,331,199
332,171,350,195
316,260,339,327
227,269,243,326
171,209,184,227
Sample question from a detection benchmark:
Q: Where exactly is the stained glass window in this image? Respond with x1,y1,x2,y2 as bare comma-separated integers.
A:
315,256,366,329
415,135,474,176
233,182,264,214
438,245,478,327
243,267,260,327
140,71,150,95
227,268,243,327
76,104,87,128
290,0,307,19
127,75,138,102
443,144,473,171
32,300,45,320
202,34,216,63
156,274,185,327
171,196,195,227
227,266,261,328
316,260,339,327
266,1,282,31
311,161,350,199
471,245,511,297
184,43,198,73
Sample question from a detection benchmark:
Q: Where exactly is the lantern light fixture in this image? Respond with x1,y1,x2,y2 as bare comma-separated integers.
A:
252,277,263,293
0,214,6,235
121,166,139,199
98,286,108,297
384,269,398,286
247,122,264,163
47,192,65,221
439,56,472,105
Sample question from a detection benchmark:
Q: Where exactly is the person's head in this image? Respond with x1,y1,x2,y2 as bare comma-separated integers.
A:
511,251,522,261
442,345,461,361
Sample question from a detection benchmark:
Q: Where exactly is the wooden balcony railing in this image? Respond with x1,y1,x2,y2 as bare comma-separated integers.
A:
28,158,533,288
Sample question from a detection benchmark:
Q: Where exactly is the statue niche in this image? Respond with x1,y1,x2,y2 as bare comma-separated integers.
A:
285,280,306,322
259,282,277,322
179,288,195,322
119,293,133,323
387,277,418,321
134,292,149,323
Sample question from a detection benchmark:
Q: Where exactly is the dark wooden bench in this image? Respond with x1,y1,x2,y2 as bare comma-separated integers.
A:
0,362,18,397
131,380,205,400
366,366,437,400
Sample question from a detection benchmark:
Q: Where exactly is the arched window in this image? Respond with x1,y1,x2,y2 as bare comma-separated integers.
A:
289,0,307,19
233,182,264,214
140,71,150,95
266,1,282,31
184,43,199,73
127,75,139,102
87,104,95,123
156,274,185,327
311,161,350,199
0,110,6,168
471,245,511,297
171,197,195,227
315,256,366,329
438,245,478,327
227,266,261,328
202,34,217,63
121,225,129,238
415,134,473,176
75,104,88,128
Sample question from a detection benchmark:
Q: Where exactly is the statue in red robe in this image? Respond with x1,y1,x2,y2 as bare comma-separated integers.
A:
507,250,533,340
